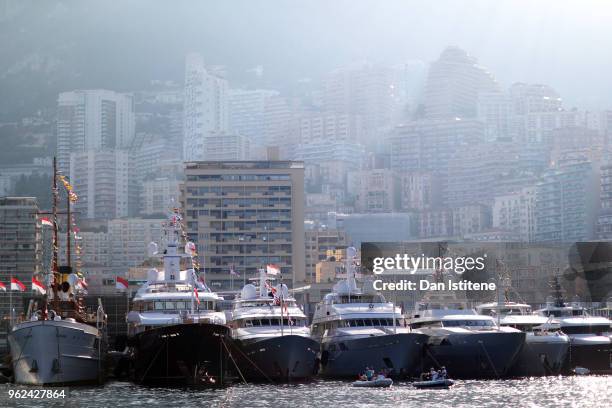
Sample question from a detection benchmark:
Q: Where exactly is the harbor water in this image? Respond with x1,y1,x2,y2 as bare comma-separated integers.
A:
1,376,610,407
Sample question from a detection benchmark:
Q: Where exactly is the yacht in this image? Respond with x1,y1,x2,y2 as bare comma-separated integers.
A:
8,274,107,385
534,279,612,374
9,158,107,385
228,270,319,381
408,297,525,379
126,211,234,386
476,302,569,376
310,248,427,379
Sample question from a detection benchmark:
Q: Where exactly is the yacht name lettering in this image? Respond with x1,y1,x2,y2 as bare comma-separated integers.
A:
373,279,496,292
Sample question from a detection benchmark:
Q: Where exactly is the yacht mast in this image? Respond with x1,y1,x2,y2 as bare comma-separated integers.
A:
51,157,59,313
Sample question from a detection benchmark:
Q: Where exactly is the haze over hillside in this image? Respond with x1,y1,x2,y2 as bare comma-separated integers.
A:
1,0,612,119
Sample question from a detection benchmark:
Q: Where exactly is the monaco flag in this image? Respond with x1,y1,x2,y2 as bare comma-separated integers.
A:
266,264,281,275
0,282,6,292
116,276,129,291
40,217,53,227
32,277,46,295
11,277,25,292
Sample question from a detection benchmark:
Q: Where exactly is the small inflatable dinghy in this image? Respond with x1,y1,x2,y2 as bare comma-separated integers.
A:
412,378,454,389
352,378,393,388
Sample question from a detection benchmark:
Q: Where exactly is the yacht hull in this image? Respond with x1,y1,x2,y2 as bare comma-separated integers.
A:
319,333,427,378
509,336,569,376
424,332,525,379
232,335,319,382
564,338,612,374
8,320,105,385
130,323,234,386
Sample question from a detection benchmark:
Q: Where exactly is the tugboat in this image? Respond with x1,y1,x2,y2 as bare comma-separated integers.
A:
534,277,612,374
126,210,235,386
311,247,427,379
477,301,569,376
8,157,107,385
228,269,319,382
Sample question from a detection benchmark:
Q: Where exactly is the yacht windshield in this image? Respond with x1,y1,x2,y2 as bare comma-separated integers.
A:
336,294,385,304
443,320,495,327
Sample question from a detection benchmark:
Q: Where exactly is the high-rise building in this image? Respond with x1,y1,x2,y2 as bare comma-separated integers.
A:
419,204,492,238
400,172,440,211
183,53,229,161
141,177,181,216
294,139,365,196
299,112,364,144
419,208,454,238
349,169,400,213
547,126,606,165
132,134,182,182
596,161,612,239
423,46,499,119
492,186,536,242
0,197,41,353
322,62,396,141
202,131,250,161
108,217,165,270
519,110,583,144
535,161,600,242
476,91,513,141
182,161,305,288
509,83,563,115
389,118,485,173
70,150,131,219
506,82,583,144
445,140,531,208
228,88,279,145
451,204,492,237
584,110,612,146
263,95,304,158
57,89,135,173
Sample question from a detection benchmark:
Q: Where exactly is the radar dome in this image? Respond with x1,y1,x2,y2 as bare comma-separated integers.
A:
241,284,257,300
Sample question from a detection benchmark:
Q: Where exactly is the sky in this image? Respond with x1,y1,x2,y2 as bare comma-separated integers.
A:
2,0,612,114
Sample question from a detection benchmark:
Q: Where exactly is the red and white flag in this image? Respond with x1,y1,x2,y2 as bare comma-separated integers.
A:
32,277,46,295
78,278,88,290
40,217,53,227
11,277,25,292
0,282,6,292
194,287,200,305
266,264,281,275
116,276,129,291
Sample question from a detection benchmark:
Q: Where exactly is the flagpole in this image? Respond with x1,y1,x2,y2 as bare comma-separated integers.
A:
280,272,284,337
9,274,12,328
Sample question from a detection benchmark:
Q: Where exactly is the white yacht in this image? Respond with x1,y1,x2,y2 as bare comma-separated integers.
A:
534,280,612,374
408,299,525,379
9,159,107,385
228,270,319,381
311,248,427,378
126,211,233,385
476,301,569,376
